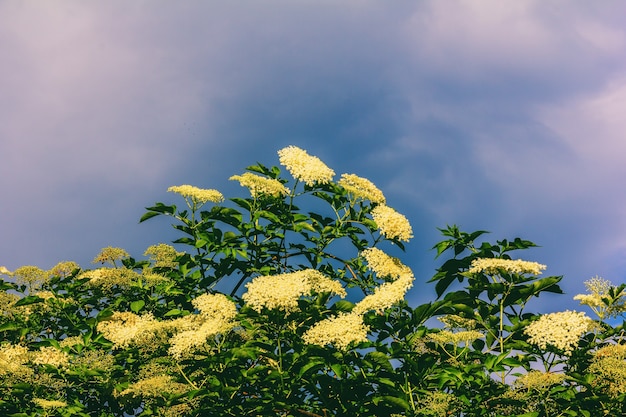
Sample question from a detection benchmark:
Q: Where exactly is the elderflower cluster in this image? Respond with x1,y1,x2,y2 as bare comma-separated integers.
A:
428,329,484,346
352,273,414,315
97,312,162,349
33,398,68,409
144,244,183,268
468,258,546,276
514,371,566,391
361,247,411,279
48,261,80,277
92,247,130,266
31,346,69,368
277,145,335,186
242,269,346,313
589,343,626,398
80,268,140,290
524,310,596,355
417,391,459,417
120,375,187,399
338,173,386,204
0,343,29,375
302,312,369,350
371,205,413,242
167,184,224,205
167,293,238,359
12,265,50,291
574,276,626,320
230,172,289,198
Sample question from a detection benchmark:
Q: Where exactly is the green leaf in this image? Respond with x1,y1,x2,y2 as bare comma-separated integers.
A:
0,322,19,332
164,308,183,317
130,300,145,313
14,295,44,306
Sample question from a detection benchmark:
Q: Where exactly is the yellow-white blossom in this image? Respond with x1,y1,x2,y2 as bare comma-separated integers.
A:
144,243,183,268
31,346,69,368
0,266,12,275
338,173,386,204
277,145,335,186
352,273,414,315
80,268,140,290
120,375,186,398
12,265,49,291
428,330,484,346
524,310,596,355
33,398,67,409
48,261,80,277
514,371,566,391
574,276,625,320
97,312,161,349
361,247,411,280
92,247,130,266
230,172,289,198
589,343,626,398
168,184,224,205
302,312,369,350
371,205,413,242
0,343,29,375
468,258,546,276
242,269,346,313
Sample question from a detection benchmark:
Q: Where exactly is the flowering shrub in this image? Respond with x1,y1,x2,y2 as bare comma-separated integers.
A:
0,146,625,417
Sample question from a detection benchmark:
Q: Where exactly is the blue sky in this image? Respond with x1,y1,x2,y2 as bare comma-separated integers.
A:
1,1,625,311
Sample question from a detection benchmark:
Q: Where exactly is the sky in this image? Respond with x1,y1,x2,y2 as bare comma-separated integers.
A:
1,1,626,313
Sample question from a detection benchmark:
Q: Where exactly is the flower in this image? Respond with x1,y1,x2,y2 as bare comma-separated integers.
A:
92,247,130,266
0,266,11,275
48,261,80,277
468,258,546,276
514,371,566,391
31,346,69,368
80,268,140,290
302,312,369,350
352,272,414,315
371,205,413,242
144,243,183,268
230,172,289,198
242,269,346,313
277,145,335,186
361,247,411,280
33,398,67,409
12,265,49,291
574,276,625,320
338,173,386,204
524,310,596,355
167,184,224,205
97,312,161,349
589,344,626,398
167,293,238,359
428,330,484,346
120,375,186,398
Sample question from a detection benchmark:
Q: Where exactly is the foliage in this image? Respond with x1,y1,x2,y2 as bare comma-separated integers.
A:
1,146,625,417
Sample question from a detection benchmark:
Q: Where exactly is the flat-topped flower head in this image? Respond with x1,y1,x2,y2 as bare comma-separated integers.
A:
242,269,346,313
352,272,414,315
12,266,50,291
524,310,596,355
277,145,335,186
574,276,625,320
468,258,546,276
48,261,80,277
230,172,289,198
302,312,369,350
144,243,183,268
92,247,130,266
589,344,626,398
96,312,161,349
338,173,386,204
33,398,67,409
361,247,411,280
371,205,413,242
168,184,224,207
514,371,566,391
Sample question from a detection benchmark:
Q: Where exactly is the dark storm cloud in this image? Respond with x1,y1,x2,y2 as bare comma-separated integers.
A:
1,1,625,312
